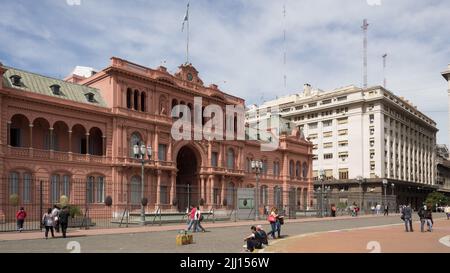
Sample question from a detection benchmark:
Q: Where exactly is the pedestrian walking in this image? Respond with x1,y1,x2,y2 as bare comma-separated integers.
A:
195,206,206,232
384,204,389,216
331,204,337,217
51,205,60,233
267,207,278,239
401,204,413,232
418,205,426,232
376,204,381,215
424,206,433,232
59,206,70,238
445,205,450,220
16,207,27,232
185,205,197,232
42,208,55,239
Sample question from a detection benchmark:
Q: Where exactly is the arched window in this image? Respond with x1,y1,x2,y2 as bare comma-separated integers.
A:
246,158,250,173
273,161,280,177
227,148,235,169
130,176,141,205
130,133,143,158
260,185,268,205
296,161,301,178
133,90,139,111
23,173,32,203
303,162,308,178
226,182,235,206
51,174,71,203
140,92,146,112
289,160,295,178
126,88,132,109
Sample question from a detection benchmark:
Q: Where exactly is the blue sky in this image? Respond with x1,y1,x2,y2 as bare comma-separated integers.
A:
1,0,449,144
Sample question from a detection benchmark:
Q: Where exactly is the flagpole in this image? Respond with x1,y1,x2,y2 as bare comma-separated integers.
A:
187,12,189,64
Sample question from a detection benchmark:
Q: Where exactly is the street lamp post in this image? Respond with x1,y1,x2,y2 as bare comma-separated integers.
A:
133,144,152,225
319,169,325,218
356,176,363,212
251,160,263,221
382,179,388,209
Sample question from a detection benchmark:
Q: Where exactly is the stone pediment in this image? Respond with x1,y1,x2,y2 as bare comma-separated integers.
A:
174,63,204,86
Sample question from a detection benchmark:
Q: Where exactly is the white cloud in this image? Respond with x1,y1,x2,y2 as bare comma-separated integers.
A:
0,0,449,143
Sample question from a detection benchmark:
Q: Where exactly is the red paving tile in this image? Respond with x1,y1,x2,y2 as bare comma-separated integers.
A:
263,219,450,253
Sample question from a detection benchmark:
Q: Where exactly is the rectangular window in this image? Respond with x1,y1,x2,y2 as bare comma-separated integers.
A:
370,162,376,171
295,105,303,110
337,118,348,125
308,134,318,140
323,120,332,127
158,144,167,161
370,114,374,124
96,177,105,203
312,144,318,150
9,172,19,196
323,142,333,149
313,170,318,180
308,122,318,130
308,102,317,107
211,152,218,167
312,155,318,160
23,173,32,203
370,139,375,147
62,175,70,198
87,176,95,204
339,152,348,161
337,96,347,101
339,169,349,179
322,99,332,105
338,129,348,136
370,127,375,135
323,131,333,138
213,188,220,204
338,140,348,147
370,150,375,159
51,175,60,203
324,153,333,159
325,169,333,180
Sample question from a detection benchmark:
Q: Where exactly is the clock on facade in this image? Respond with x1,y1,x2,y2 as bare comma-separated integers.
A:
187,73,193,81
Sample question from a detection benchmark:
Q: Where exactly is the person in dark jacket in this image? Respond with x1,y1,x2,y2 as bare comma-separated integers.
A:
59,206,70,238
402,204,413,232
418,205,426,232
424,207,433,232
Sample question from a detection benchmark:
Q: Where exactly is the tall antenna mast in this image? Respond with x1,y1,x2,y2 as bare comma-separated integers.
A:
382,53,387,88
361,19,369,89
283,4,287,91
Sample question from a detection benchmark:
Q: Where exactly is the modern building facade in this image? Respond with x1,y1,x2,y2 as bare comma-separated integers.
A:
0,57,313,223
247,83,438,210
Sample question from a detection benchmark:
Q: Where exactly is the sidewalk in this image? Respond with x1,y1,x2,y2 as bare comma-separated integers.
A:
0,213,395,241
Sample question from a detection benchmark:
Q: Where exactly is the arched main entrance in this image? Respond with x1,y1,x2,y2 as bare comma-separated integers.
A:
176,145,199,211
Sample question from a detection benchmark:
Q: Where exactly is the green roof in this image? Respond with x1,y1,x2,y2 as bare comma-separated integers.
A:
2,66,107,107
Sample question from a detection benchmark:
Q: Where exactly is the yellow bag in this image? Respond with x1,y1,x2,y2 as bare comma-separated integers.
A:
176,234,183,246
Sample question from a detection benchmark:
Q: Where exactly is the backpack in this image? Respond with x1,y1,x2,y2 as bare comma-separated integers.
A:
199,214,204,221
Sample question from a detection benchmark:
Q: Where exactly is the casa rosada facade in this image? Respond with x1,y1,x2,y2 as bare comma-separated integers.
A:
0,57,313,220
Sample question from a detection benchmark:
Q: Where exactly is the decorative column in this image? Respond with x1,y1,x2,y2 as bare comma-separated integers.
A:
154,128,159,161
170,171,176,207
102,135,106,157
49,128,54,151
209,175,215,206
28,124,33,148
168,140,172,162
156,170,161,208
6,121,11,146
200,175,206,203
220,176,225,207
218,143,223,168
85,132,90,155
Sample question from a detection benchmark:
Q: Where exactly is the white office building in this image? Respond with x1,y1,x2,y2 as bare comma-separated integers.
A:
246,84,438,209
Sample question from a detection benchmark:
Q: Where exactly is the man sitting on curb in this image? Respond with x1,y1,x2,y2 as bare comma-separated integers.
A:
244,225,269,252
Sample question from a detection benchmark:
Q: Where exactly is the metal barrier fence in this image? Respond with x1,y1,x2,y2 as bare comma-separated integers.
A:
1,178,347,232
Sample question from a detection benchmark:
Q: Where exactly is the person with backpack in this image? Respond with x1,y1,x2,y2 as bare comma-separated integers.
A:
16,207,27,232
58,206,70,238
255,225,268,246
402,204,413,232
418,205,426,232
42,208,55,239
195,206,206,232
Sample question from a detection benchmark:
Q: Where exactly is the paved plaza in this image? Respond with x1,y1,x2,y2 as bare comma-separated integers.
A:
0,214,448,253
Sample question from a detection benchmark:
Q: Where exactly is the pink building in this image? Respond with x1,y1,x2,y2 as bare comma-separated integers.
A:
0,57,312,222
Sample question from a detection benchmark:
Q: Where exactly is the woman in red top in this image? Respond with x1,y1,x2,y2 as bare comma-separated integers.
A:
16,207,27,232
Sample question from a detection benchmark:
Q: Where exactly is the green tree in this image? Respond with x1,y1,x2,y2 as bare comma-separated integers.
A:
425,192,449,209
